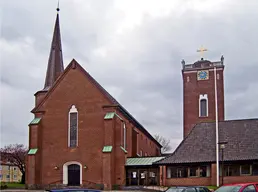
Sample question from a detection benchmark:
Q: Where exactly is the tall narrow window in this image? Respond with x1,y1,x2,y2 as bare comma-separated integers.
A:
200,99,207,116
69,105,78,148
123,123,126,149
199,94,208,117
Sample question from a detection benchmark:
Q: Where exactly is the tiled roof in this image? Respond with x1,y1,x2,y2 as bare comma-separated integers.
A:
155,119,258,165
126,157,165,166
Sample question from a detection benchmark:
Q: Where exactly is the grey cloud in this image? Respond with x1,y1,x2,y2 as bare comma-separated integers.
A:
1,0,258,152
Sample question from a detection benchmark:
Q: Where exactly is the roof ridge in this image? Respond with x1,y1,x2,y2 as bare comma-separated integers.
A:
195,118,258,127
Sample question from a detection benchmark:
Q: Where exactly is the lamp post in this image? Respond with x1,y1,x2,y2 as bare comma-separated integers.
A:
219,141,228,186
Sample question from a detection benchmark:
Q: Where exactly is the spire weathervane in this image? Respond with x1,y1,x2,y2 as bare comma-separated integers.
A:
56,0,60,12
197,46,207,58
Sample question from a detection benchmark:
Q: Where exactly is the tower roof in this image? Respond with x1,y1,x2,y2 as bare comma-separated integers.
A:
43,9,64,91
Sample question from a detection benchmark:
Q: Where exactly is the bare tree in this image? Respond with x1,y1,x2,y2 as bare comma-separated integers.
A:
0,144,28,184
154,134,172,153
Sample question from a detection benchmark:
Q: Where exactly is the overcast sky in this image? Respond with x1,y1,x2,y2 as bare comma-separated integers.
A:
1,0,258,151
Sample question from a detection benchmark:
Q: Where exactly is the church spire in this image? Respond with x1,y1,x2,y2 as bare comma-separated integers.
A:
43,5,64,90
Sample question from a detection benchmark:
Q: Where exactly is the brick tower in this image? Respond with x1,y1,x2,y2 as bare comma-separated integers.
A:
181,56,225,138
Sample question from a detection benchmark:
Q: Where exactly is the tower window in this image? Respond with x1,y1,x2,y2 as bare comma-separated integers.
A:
68,105,78,148
199,94,208,117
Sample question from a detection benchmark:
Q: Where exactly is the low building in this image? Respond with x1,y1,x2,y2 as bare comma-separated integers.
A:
155,119,258,186
0,160,23,183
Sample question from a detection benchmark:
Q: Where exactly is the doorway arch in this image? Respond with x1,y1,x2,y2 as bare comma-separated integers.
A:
63,161,82,185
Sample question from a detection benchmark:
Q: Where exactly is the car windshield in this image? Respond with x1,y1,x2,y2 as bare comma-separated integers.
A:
215,186,242,192
167,187,186,192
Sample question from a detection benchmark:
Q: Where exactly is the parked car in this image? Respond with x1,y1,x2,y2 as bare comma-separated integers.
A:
215,183,258,192
46,189,101,192
166,186,211,192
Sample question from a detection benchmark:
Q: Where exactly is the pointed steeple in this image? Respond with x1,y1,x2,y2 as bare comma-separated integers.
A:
43,6,64,91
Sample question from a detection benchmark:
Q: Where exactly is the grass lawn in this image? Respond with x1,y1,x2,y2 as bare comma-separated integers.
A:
1,182,25,189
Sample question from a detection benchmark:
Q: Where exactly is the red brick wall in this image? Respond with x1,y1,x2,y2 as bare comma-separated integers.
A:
114,110,160,157
223,176,258,184
138,131,160,156
29,125,38,148
35,91,47,107
182,67,225,138
38,66,112,185
166,177,211,186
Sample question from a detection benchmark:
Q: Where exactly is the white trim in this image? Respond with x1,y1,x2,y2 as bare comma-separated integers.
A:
183,68,223,74
199,94,208,117
123,123,126,149
63,161,82,185
68,105,78,148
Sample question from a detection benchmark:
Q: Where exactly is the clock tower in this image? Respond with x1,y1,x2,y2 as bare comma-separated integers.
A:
181,56,225,138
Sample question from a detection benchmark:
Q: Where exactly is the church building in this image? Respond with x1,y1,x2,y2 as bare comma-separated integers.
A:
25,9,162,190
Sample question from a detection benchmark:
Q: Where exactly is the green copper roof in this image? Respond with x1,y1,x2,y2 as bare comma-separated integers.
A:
29,117,41,125
102,145,113,152
126,157,165,166
28,148,38,155
104,112,115,120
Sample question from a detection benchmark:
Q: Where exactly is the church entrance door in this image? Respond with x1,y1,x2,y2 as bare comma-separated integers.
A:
68,164,80,186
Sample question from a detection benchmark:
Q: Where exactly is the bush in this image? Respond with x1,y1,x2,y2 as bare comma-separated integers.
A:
0,184,8,190
112,184,121,190
95,183,104,190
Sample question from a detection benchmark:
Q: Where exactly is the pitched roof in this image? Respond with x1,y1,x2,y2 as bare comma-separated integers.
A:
32,59,162,148
43,11,64,91
155,118,258,165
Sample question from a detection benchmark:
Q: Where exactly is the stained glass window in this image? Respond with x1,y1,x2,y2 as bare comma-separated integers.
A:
69,112,78,147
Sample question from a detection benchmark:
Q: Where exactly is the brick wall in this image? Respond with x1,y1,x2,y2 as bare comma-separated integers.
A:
166,177,211,186
223,175,258,184
182,67,225,138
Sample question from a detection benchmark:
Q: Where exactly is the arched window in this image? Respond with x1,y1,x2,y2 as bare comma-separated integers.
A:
199,94,208,117
68,105,78,148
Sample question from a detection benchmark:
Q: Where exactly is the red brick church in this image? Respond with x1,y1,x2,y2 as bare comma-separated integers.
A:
25,9,163,190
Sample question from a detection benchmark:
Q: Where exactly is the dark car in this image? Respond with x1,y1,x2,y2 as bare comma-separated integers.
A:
46,189,101,192
166,186,211,192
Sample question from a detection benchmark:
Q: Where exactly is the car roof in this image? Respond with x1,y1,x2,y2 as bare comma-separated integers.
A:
223,182,258,186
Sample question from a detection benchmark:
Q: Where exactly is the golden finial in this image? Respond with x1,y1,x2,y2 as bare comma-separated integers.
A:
197,46,208,58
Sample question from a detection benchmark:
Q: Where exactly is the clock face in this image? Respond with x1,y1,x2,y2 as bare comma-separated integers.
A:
197,70,209,80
